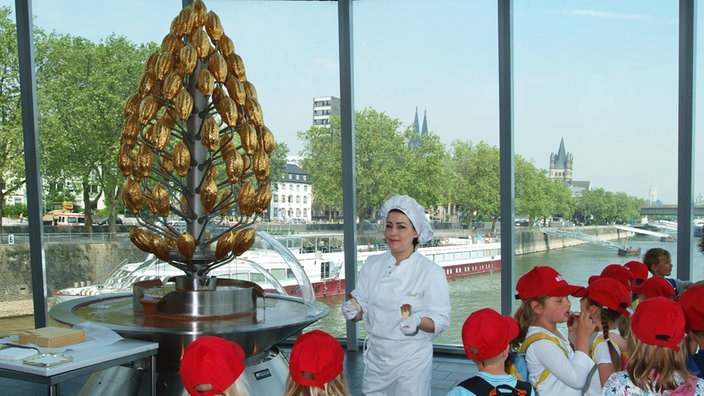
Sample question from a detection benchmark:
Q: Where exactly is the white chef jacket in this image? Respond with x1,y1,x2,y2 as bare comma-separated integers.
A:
350,250,450,396
524,326,595,396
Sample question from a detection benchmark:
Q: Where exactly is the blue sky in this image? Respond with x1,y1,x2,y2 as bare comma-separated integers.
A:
9,0,701,204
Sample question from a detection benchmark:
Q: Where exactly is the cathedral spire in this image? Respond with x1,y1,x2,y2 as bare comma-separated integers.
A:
413,107,420,135
421,110,428,136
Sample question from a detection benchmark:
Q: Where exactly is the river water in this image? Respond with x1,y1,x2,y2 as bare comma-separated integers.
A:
308,234,704,345
1,235,702,344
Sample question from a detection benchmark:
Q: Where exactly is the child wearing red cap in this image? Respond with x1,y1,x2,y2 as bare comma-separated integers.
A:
446,308,534,396
678,285,704,379
179,336,249,396
643,248,693,296
632,276,676,304
284,330,349,396
623,261,649,286
513,266,595,396
603,297,704,395
578,277,631,395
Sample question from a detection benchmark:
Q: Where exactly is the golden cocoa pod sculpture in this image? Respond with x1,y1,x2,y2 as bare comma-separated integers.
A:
120,1,274,274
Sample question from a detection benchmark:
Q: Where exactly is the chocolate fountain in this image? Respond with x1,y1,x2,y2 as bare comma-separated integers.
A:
50,2,328,394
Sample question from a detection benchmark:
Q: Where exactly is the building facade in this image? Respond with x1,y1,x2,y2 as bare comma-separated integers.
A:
549,138,590,195
312,96,340,127
269,162,313,223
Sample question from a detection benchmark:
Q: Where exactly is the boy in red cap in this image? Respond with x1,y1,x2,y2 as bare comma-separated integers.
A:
623,261,648,286
513,266,595,396
631,276,675,304
678,285,704,379
179,335,249,396
284,329,348,396
447,308,533,395
602,297,704,394
578,277,631,394
642,247,692,296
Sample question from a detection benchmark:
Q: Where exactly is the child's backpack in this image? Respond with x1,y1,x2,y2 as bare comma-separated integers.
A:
589,332,628,370
506,332,568,388
458,376,532,396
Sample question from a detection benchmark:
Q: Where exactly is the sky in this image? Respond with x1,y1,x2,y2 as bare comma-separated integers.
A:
7,0,702,204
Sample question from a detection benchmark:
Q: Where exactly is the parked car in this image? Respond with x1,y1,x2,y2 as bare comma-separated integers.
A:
96,217,123,226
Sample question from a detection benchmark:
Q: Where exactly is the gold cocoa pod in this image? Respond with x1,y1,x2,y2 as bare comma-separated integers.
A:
138,95,160,125
124,93,140,118
201,116,219,152
153,114,174,151
208,52,227,83
224,149,244,183
238,122,257,156
190,29,211,59
225,75,246,106
226,53,246,81
219,96,238,127
174,89,193,120
176,231,196,260
179,194,189,212
152,182,171,217
143,124,157,147
151,235,172,262
193,0,207,27
232,227,256,257
178,6,195,36
161,33,183,54
206,166,217,182
137,142,153,178
237,181,256,216
254,182,272,213
117,143,133,177
243,80,258,101
173,139,191,177
220,134,234,160
218,34,234,57
162,71,182,100
130,228,154,254
138,70,157,98
160,155,174,174
145,194,157,214
143,51,159,73
244,97,264,128
122,178,142,214
214,231,235,260
219,189,233,216
252,148,270,181
178,44,198,75
200,177,218,212
120,113,140,147
204,11,224,41
260,126,275,156
155,51,174,81
242,155,251,174
197,68,215,97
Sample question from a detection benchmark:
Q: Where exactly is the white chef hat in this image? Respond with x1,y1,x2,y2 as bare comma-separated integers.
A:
380,194,433,244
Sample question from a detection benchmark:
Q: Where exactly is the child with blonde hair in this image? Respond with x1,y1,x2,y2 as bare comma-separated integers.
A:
284,330,349,396
513,266,595,396
578,277,631,394
603,296,704,394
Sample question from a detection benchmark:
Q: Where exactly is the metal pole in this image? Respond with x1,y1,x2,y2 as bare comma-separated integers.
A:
15,0,49,327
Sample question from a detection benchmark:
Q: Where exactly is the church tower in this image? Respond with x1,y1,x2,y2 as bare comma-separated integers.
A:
549,138,573,182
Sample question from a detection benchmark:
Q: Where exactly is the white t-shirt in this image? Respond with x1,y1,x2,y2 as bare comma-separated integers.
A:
584,329,625,396
524,326,595,396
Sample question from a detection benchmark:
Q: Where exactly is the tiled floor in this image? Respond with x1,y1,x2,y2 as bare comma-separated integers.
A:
0,346,475,395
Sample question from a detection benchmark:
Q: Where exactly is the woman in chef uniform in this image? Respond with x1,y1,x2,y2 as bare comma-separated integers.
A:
342,194,451,396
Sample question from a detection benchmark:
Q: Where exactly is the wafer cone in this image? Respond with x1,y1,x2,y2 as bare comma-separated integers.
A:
401,304,411,320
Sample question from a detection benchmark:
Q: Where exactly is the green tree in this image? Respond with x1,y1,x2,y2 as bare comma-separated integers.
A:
450,140,500,228
0,8,30,229
403,130,451,216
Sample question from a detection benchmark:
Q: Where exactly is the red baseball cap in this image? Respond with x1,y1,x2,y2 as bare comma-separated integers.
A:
462,308,518,361
678,285,704,331
632,297,685,351
516,266,585,300
588,264,634,290
582,278,631,316
624,261,649,283
632,276,675,299
289,330,344,389
180,336,246,396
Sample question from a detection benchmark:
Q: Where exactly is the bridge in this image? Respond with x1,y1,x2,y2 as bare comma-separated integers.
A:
614,225,672,238
641,205,704,216
540,228,640,256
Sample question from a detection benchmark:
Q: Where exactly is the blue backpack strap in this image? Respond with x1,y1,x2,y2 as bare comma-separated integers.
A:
458,376,531,395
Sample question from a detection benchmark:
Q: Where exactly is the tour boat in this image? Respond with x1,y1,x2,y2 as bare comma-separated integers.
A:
53,232,501,302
